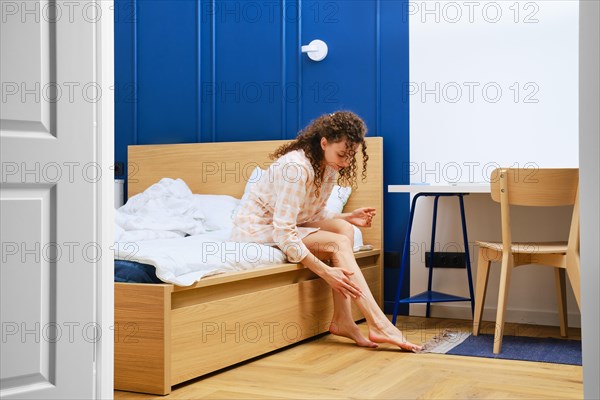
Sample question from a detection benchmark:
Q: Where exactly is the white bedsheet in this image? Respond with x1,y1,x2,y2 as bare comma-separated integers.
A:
115,229,287,286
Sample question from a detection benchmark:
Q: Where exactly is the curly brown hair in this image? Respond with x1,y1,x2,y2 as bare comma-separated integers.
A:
270,111,369,197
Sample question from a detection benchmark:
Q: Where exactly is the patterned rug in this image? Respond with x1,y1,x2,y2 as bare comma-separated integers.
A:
419,330,582,366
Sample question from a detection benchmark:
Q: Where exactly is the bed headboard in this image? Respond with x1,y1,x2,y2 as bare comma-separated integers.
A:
128,137,383,249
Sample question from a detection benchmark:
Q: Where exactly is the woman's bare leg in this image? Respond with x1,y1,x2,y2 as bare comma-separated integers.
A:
301,222,420,351
301,219,377,348
329,285,378,348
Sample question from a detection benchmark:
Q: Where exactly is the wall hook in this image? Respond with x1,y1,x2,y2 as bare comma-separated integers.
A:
301,39,328,62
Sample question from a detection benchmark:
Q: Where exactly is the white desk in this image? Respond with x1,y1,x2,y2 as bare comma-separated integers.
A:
388,183,490,194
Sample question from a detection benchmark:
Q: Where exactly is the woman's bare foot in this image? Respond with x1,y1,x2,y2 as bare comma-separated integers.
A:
368,322,422,352
329,320,378,348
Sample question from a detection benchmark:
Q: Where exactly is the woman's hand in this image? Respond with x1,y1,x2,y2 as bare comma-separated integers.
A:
322,267,363,299
345,207,377,227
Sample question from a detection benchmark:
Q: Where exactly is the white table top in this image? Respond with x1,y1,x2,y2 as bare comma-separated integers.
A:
388,183,491,194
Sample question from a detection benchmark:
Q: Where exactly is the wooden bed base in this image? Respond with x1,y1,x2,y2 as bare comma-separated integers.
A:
115,138,384,395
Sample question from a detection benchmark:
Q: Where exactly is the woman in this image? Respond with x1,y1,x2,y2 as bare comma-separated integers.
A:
231,111,421,351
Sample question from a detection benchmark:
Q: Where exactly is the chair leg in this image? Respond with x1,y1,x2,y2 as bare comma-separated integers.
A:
493,253,514,354
566,251,581,311
472,248,491,336
554,268,568,337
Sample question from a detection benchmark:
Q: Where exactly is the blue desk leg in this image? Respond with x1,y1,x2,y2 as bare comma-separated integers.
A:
392,193,423,326
393,193,475,324
458,194,475,316
426,195,441,318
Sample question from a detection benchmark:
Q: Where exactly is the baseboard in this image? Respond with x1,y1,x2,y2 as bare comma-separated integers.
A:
409,303,582,328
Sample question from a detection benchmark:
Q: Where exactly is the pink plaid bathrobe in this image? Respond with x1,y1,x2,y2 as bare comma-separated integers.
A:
230,149,338,262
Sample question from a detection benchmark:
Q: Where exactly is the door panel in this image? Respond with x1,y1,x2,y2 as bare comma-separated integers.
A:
1,187,56,392
0,0,55,136
1,1,100,397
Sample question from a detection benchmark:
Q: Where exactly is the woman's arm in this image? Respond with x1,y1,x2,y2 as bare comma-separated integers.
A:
343,207,376,227
298,252,362,299
316,207,376,227
270,161,314,263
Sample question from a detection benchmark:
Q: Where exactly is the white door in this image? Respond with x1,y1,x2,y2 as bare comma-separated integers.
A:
1,1,113,398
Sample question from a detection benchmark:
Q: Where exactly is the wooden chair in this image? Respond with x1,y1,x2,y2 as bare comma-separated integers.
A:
472,168,580,354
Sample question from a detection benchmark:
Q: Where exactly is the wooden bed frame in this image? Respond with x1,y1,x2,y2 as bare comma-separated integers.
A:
114,138,384,395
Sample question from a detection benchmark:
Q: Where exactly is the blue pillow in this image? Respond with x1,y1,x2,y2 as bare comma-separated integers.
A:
114,260,163,283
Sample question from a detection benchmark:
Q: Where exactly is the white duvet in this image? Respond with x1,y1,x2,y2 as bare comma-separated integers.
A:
115,178,287,285
114,177,366,286
115,178,207,243
114,229,286,286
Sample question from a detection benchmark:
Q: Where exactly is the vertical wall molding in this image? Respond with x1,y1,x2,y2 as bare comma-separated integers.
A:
375,0,381,137
196,0,203,143
297,0,303,133
281,0,287,140
132,0,138,145
199,0,216,143
283,0,299,139
210,0,216,142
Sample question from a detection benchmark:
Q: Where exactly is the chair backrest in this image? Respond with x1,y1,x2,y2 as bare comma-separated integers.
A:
489,168,580,255
490,168,579,207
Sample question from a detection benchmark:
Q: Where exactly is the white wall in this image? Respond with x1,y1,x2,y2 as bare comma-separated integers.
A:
408,1,580,325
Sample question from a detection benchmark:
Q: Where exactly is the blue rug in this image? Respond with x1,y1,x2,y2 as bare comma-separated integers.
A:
446,334,582,366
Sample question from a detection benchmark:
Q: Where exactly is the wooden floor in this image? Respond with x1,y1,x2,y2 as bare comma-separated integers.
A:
114,316,583,399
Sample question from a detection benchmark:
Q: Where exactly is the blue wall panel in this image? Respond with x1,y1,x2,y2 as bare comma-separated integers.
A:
301,1,378,130
137,0,198,144
213,1,284,141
